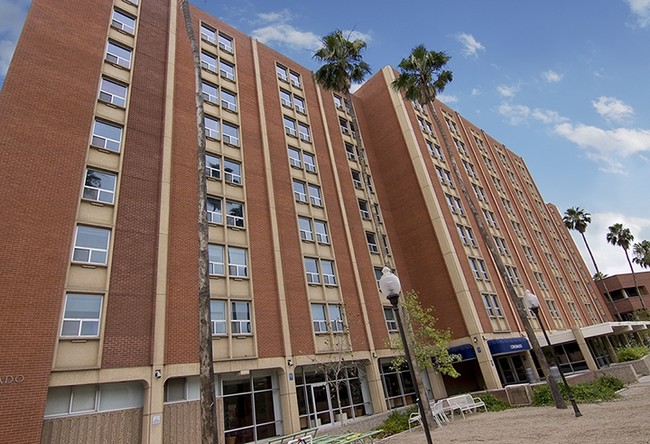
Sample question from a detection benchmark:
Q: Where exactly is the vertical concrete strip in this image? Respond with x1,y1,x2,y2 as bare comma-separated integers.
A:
145,1,177,441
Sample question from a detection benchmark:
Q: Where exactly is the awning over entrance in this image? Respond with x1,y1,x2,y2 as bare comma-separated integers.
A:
448,344,477,361
488,337,530,356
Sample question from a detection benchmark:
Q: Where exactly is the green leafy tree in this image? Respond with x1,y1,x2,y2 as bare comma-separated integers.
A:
607,223,646,310
633,240,650,269
178,1,217,442
563,207,620,319
389,290,460,377
391,44,567,410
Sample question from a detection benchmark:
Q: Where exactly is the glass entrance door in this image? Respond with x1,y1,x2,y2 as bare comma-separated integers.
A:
310,383,333,427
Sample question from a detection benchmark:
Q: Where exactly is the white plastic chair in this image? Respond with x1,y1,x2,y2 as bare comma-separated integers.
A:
408,411,422,431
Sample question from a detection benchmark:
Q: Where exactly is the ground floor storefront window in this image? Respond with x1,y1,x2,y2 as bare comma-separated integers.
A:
295,363,371,429
494,354,529,386
588,337,613,368
378,359,416,409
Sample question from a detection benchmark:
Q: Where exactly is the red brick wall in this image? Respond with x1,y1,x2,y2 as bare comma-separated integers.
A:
0,0,112,441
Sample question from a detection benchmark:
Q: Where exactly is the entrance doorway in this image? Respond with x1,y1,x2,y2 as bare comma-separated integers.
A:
494,354,528,386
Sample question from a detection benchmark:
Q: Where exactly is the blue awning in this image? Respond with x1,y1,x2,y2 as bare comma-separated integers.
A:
488,337,531,356
448,344,477,361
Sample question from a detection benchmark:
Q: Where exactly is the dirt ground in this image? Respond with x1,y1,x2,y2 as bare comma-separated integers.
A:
377,376,650,444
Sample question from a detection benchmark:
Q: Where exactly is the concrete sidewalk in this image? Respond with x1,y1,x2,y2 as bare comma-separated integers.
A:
378,376,650,443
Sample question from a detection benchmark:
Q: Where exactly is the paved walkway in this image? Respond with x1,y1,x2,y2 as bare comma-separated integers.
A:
378,376,650,444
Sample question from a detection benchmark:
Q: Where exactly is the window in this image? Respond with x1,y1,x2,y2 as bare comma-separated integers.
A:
298,217,314,241
358,199,370,220
298,123,311,142
208,244,225,276
218,32,233,52
200,23,216,44
83,169,116,204
44,382,143,417
220,60,235,81
99,77,127,107
384,307,398,332
200,51,217,72
329,305,344,332
201,81,218,103
284,116,297,136
210,300,227,335
228,247,248,277
207,197,223,224
483,209,498,228
366,232,379,254
482,293,504,319
321,260,337,286
311,304,328,333
61,294,103,337
345,143,356,161
546,299,561,320
308,184,322,206
231,301,252,334
226,200,244,228
280,89,292,107
333,94,343,110
303,152,316,173
382,235,391,256
468,257,489,281
91,119,122,152
205,153,221,179
293,180,307,203
311,304,344,333
305,257,320,284
314,220,329,244
288,147,302,168
73,226,110,265
494,236,510,256
276,64,288,81
220,89,237,112
222,122,239,146
223,158,241,184
204,115,219,139
106,41,132,69
351,170,363,189
445,194,464,216
111,9,136,34
505,266,522,286
293,95,306,113
456,224,476,247
289,71,301,88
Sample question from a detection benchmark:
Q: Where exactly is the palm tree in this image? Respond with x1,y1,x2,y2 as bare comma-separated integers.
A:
633,240,650,269
607,223,646,310
391,44,567,410
312,31,392,267
593,271,608,280
178,1,217,442
563,207,621,319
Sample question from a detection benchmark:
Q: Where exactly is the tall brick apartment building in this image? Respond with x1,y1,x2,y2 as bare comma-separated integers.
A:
1,0,643,443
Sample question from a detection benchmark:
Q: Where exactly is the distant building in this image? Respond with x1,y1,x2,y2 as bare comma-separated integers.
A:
595,271,650,320
1,0,645,443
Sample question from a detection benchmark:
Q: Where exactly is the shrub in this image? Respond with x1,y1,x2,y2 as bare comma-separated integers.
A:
616,345,649,362
531,375,625,406
374,408,415,437
480,393,511,412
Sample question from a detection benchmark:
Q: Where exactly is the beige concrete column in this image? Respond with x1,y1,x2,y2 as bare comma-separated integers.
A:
426,369,447,400
573,328,598,371
474,336,502,389
604,336,618,362
365,359,388,414
278,365,300,434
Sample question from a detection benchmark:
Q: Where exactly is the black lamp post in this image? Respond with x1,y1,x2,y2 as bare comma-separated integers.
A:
524,289,582,417
379,267,433,444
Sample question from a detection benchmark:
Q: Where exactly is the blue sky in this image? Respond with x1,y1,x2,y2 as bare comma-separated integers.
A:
2,0,649,276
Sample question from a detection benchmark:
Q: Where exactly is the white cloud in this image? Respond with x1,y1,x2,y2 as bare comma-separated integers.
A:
471,88,480,96
252,24,321,52
625,0,650,27
497,84,520,98
573,211,650,276
542,70,563,83
497,102,530,125
0,0,30,76
437,93,457,104
554,123,650,157
530,109,567,125
456,33,485,58
592,96,635,124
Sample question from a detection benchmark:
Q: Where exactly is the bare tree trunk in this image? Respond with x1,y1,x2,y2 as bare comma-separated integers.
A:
178,1,218,442
582,232,621,320
426,101,567,410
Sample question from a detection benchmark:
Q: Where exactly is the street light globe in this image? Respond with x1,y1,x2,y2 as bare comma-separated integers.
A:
379,267,401,297
524,289,539,310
